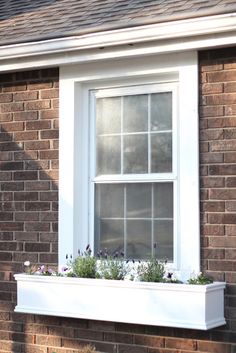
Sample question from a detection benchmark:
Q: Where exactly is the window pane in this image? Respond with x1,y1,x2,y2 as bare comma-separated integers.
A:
96,136,121,175
151,92,172,131
126,183,151,218
96,184,124,219
95,219,124,254
127,220,151,259
96,97,121,134
154,220,173,261
124,134,148,173
154,183,173,218
123,95,148,132
151,132,172,173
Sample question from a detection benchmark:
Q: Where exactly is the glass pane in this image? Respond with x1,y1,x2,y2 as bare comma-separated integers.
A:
96,184,124,219
95,219,124,255
154,220,173,261
151,92,172,131
127,220,151,259
123,95,148,132
96,136,121,175
96,97,121,134
151,132,172,173
126,183,151,218
123,134,148,173
154,183,173,218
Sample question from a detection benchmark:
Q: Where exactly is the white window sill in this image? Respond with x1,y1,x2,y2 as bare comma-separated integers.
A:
15,274,225,330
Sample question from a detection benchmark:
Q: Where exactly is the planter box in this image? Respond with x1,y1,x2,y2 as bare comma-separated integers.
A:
14,274,226,330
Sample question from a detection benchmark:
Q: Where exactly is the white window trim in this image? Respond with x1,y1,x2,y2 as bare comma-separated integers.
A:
59,51,199,280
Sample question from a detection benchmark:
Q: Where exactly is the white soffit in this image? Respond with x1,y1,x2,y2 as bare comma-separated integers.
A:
0,13,236,71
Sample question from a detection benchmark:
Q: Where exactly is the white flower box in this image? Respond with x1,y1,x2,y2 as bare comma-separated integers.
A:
14,274,226,330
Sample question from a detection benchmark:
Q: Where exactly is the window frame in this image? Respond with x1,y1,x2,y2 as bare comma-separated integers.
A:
59,52,199,280
89,83,178,263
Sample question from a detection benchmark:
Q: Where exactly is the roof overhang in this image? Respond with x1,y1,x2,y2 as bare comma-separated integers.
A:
1,12,236,72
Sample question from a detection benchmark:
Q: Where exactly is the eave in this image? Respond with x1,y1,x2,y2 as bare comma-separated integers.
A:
1,12,236,72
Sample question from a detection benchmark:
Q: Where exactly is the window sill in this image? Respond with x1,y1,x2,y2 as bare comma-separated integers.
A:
14,274,225,330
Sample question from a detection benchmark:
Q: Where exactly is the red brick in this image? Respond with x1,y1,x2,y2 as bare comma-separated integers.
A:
25,140,50,150
0,222,23,231
40,129,59,139
40,109,59,119
28,82,53,90
1,122,24,131
201,201,225,212
208,213,236,224
40,89,59,99
25,243,50,252
39,150,58,159
40,191,58,201
25,100,51,110
209,164,236,175
25,181,50,191
1,182,24,191
209,236,236,247
26,120,51,130
202,83,223,94
226,177,236,187
201,224,225,236
1,102,24,113
200,176,225,188
202,248,225,259
14,131,38,141
14,91,38,101
165,338,197,350
226,201,236,212
25,222,50,232
200,105,224,118
14,151,38,160
207,71,236,82
226,225,236,236
14,171,38,180
25,202,50,211
14,192,38,201
200,152,223,164
200,129,224,141
0,171,12,181
15,212,39,221
210,189,236,200
0,93,13,102
13,111,38,121
0,112,13,122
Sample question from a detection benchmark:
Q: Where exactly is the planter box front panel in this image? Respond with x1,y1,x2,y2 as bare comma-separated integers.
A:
14,274,226,330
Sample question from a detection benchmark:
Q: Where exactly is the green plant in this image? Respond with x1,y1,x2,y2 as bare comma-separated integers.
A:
137,257,165,282
71,246,97,279
97,256,128,280
187,272,213,285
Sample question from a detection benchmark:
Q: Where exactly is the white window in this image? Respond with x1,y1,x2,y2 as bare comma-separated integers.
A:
59,52,199,280
90,84,177,261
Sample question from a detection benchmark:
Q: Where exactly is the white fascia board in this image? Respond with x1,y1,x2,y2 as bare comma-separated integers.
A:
0,13,236,71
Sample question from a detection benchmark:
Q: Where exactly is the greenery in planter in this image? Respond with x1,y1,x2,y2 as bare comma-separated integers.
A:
96,251,128,280
137,257,166,282
70,246,97,279
187,272,213,285
23,246,214,285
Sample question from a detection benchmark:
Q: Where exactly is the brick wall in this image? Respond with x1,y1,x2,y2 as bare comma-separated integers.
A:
0,49,236,353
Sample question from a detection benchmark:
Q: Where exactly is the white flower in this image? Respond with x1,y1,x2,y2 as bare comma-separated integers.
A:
24,261,30,267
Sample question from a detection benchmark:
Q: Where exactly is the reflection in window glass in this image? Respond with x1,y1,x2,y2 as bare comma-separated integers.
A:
94,183,173,260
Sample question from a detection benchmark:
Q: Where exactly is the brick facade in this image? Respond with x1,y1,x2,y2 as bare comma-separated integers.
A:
0,49,236,352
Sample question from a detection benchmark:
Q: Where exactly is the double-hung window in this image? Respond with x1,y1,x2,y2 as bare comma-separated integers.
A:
91,84,177,261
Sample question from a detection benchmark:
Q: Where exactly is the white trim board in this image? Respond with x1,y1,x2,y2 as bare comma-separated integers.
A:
0,13,236,72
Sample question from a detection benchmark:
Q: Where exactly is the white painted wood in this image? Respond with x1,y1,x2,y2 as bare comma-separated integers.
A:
14,274,226,330
0,13,236,66
59,52,199,278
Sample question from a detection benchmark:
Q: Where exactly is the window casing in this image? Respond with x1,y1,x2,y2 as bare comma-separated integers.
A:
59,52,199,280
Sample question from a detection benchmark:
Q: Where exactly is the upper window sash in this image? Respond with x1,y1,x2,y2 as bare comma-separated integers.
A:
90,83,178,183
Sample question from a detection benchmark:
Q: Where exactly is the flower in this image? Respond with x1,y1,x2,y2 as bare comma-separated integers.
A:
24,261,30,267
